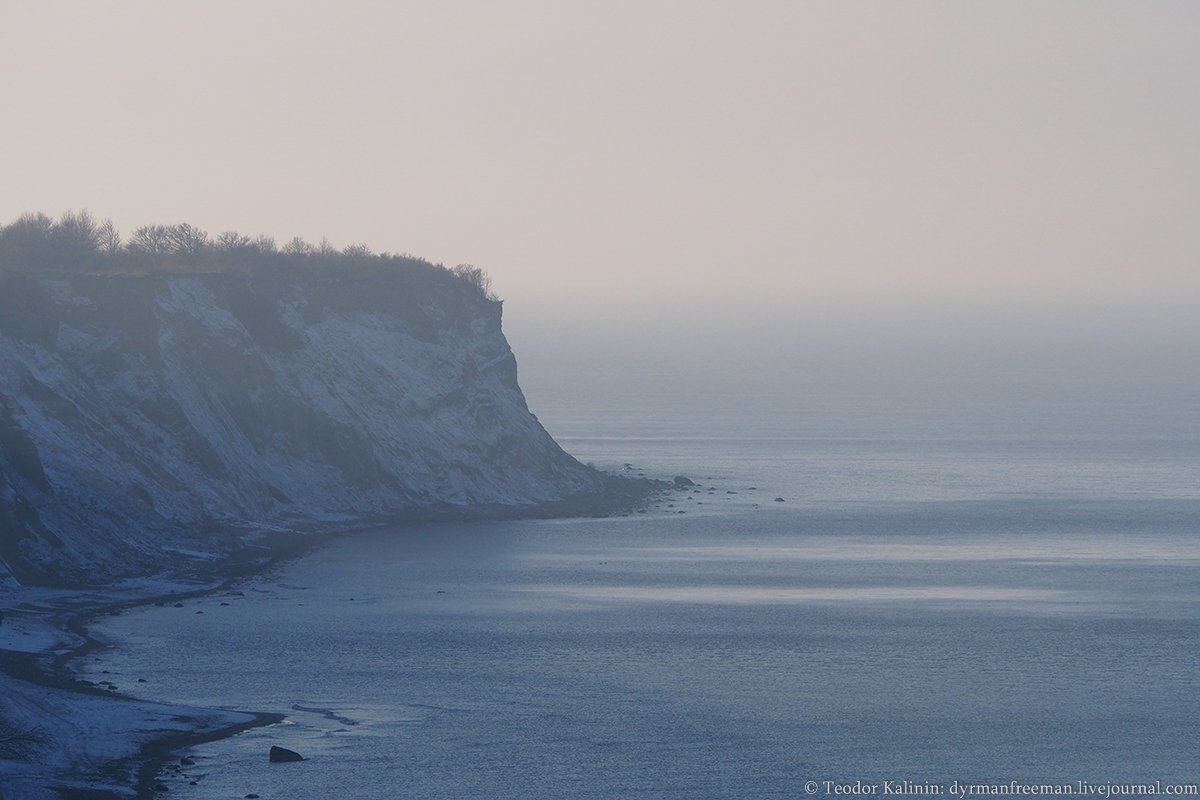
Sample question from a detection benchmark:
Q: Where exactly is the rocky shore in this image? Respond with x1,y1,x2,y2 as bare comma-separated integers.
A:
0,479,671,799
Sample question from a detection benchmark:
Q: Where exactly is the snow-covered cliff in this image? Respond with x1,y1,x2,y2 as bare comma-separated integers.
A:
0,268,621,586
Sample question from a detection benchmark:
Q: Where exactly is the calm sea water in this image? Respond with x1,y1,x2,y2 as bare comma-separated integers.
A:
88,395,1200,798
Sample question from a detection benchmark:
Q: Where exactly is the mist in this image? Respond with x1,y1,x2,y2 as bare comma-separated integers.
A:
4,3,1200,797
507,295,1200,440
6,2,1196,445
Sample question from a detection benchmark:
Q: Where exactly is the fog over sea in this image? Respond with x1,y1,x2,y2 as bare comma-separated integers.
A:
87,380,1200,799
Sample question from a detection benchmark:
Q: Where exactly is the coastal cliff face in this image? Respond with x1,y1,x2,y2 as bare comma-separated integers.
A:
0,268,612,586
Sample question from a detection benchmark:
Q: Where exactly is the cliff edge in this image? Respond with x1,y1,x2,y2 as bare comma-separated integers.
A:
0,267,631,586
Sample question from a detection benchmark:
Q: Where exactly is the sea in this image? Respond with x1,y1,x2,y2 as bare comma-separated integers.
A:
87,386,1200,799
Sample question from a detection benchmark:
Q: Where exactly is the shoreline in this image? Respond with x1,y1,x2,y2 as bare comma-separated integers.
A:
0,485,667,799
67,536,329,800
0,527,334,799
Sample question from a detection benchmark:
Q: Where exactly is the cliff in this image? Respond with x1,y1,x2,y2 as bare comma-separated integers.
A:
0,267,624,586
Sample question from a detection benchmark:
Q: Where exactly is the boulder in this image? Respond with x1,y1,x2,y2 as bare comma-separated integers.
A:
672,476,696,487
269,745,304,763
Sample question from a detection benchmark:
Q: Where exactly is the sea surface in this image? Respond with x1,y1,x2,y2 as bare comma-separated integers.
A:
88,394,1200,799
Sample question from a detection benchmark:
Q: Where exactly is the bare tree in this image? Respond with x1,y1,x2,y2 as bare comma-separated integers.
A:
128,224,172,259
53,209,100,253
216,231,252,253
165,223,210,263
96,218,122,255
451,263,495,299
282,236,312,256
0,213,54,268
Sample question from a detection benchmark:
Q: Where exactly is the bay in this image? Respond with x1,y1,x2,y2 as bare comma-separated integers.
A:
87,398,1200,798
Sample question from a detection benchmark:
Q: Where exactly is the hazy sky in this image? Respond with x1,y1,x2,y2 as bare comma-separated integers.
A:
4,1,1198,415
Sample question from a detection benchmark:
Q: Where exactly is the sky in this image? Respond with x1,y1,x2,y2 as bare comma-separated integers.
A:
3,1,1198,422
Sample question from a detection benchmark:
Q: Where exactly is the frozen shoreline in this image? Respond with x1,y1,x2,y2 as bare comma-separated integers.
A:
0,519,425,798
0,571,296,799
0,488,664,799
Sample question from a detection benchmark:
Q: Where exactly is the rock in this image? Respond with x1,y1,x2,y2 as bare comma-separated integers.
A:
173,603,184,608
246,795,260,799
774,497,785,502
154,784,169,793
220,602,231,606
672,476,696,487
138,678,148,682
180,756,195,766
269,745,305,763
195,610,204,614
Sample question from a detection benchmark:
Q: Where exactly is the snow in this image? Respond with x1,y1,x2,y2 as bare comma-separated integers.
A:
0,580,259,798
0,271,629,796
0,272,606,585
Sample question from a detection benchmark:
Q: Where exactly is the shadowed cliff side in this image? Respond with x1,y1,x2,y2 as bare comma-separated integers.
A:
0,268,647,587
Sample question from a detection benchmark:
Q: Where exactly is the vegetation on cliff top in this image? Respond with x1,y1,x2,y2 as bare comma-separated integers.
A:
0,210,494,300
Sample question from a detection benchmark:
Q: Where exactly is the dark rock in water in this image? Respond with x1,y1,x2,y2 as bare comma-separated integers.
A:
173,603,184,608
246,795,260,799
138,678,147,683
180,756,195,766
673,476,696,487
269,745,304,763
774,497,785,502
220,602,231,606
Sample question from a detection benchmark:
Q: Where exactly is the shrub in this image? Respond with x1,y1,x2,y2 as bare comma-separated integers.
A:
0,211,499,300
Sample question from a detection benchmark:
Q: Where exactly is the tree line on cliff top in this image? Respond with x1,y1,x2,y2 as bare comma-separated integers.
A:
0,210,494,300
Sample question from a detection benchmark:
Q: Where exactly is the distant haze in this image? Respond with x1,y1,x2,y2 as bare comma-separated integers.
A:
4,1,1197,425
